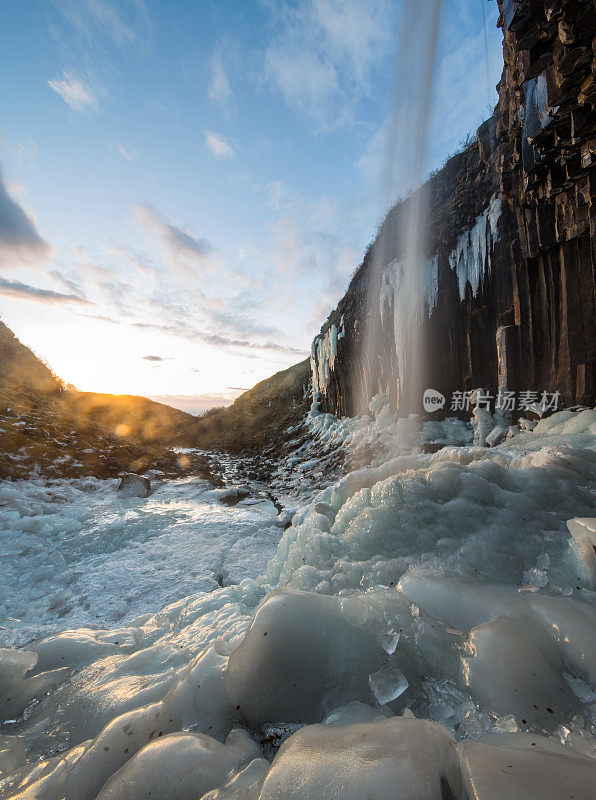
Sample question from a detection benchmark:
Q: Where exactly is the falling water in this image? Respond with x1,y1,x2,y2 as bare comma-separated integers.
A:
357,0,443,416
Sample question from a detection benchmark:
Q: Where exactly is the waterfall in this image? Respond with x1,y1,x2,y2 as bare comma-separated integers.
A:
357,0,443,416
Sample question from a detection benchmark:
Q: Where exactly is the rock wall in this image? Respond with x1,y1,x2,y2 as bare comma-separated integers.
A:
311,0,596,417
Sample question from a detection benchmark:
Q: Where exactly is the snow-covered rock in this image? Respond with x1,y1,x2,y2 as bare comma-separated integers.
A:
485,425,507,446
118,473,151,498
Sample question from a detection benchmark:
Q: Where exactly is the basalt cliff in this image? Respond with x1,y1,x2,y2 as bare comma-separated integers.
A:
311,0,596,417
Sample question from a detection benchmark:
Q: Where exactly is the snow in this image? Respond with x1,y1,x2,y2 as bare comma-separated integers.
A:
0,405,595,798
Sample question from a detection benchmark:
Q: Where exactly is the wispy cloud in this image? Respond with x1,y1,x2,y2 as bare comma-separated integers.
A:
132,320,306,356
0,167,52,266
264,0,393,131
52,0,152,46
113,143,142,161
133,204,216,270
48,72,100,113
0,276,90,305
208,51,234,115
205,131,235,159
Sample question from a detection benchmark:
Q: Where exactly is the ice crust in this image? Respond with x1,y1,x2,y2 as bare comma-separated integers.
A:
259,717,463,800
0,406,595,798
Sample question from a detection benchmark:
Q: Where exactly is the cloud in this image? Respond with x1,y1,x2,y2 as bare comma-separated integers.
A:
0,276,90,305
52,0,152,46
50,270,86,296
205,131,235,159
132,320,306,356
148,393,237,415
113,143,142,161
133,204,216,269
264,0,393,130
48,72,100,113
0,130,38,169
142,354,169,362
208,52,234,114
0,168,52,266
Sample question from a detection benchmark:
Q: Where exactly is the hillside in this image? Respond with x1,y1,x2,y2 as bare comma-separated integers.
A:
0,321,214,481
187,359,311,455
63,391,195,445
0,320,312,478
0,320,61,395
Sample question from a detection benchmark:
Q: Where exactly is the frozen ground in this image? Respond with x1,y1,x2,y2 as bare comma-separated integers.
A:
0,478,284,647
0,405,595,799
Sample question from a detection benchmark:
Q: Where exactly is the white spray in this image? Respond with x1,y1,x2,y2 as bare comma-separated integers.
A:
357,0,443,415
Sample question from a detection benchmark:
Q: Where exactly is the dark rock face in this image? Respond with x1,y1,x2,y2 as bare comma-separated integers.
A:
311,0,595,416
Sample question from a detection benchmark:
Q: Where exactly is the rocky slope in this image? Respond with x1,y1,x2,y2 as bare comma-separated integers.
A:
0,321,214,481
187,359,311,456
311,0,596,417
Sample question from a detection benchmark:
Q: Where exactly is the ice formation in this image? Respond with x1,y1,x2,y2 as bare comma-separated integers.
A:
311,196,501,397
0,406,595,798
448,195,501,301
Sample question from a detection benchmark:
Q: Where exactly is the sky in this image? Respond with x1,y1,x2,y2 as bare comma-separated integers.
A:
0,0,503,414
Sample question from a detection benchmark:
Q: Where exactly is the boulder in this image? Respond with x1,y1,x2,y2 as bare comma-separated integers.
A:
118,473,151,498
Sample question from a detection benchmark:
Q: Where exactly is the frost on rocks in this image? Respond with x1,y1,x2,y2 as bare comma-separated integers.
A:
118,473,151,498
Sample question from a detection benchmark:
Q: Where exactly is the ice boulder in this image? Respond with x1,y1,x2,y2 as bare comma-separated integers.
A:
0,666,71,721
224,589,385,727
458,733,596,799
32,627,141,672
118,473,151,498
200,758,270,800
258,717,463,800
0,648,37,695
397,576,521,632
95,729,260,800
526,594,596,684
566,517,596,588
485,425,507,447
62,700,180,800
462,616,582,729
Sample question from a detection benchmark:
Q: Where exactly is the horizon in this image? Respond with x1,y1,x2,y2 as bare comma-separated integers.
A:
0,0,502,415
